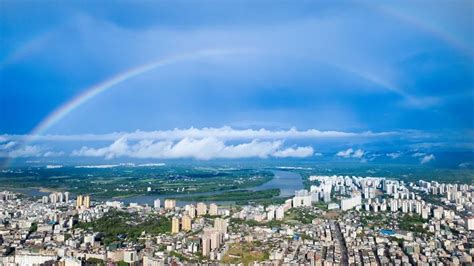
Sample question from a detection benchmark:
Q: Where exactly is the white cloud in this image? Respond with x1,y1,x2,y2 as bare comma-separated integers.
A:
336,148,365,159
352,149,365,159
420,154,435,164
0,140,63,158
0,141,17,150
43,151,65,157
6,145,43,158
412,152,426,157
273,146,314,158
2,127,399,142
386,152,401,159
0,140,42,158
459,162,472,168
336,148,354,158
75,165,120,169
72,137,315,160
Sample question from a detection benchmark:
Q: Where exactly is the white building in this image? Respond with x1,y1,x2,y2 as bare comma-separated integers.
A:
341,194,362,211
293,190,312,207
154,199,161,209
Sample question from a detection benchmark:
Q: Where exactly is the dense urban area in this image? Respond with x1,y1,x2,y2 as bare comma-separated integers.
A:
0,170,473,265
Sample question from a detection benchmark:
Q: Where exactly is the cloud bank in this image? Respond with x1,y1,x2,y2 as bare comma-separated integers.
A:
0,141,42,158
420,154,435,164
386,152,401,159
71,137,315,160
1,127,399,142
336,148,365,159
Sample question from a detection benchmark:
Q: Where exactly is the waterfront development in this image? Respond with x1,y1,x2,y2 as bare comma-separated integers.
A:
1,0,473,265
0,165,473,265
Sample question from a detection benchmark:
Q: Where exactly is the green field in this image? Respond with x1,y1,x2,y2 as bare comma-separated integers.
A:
75,210,171,245
0,166,273,198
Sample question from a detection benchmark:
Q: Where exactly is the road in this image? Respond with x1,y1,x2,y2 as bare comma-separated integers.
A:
333,221,349,266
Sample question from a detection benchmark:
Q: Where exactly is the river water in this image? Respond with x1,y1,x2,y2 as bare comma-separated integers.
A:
118,170,303,206
10,170,303,206
250,170,304,197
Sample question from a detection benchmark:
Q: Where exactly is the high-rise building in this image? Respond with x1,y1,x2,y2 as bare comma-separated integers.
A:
49,193,57,204
209,203,218,216
42,196,49,204
83,195,91,208
182,215,192,232
76,195,83,208
172,217,180,234
202,236,211,256
57,192,64,203
422,207,430,219
415,201,423,214
267,209,275,221
390,199,398,212
323,191,331,203
293,190,312,207
402,200,409,213
275,206,285,220
164,199,176,210
340,194,362,211
188,205,196,218
214,218,228,234
76,195,90,209
64,192,69,202
197,202,207,216
433,207,443,219
202,228,222,256
154,199,161,209
465,216,474,231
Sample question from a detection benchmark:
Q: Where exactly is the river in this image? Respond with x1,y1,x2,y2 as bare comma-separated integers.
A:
9,170,304,206
117,170,303,206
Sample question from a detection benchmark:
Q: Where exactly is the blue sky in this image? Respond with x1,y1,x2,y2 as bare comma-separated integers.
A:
0,0,473,165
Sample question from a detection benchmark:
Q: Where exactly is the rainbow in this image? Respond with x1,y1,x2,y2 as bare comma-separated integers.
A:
371,3,473,57
0,48,247,168
29,48,245,138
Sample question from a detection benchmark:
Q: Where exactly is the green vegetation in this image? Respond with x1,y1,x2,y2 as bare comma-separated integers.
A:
221,243,269,265
398,214,430,235
231,208,320,227
230,218,285,228
313,202,328,210
169,251,189,262
174,189,280,203
28,223,37,234
75,210,170,245
86,258,105,266
360,213,390,228
0,166,274,199
236,196,291,207
285,208,318,224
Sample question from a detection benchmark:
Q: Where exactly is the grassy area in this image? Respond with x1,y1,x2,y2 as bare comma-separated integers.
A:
398,214,430,235
75,210,170,245
230,218,285,228
221,243,269,265
313,202,328,210
285,208,318,224
0,166,274,199
236,196,291,207
360,213,391,228
86,258,105,266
